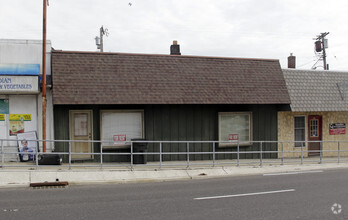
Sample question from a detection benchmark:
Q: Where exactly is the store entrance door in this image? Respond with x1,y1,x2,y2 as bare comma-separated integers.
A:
69,110,93,160
308,115,322,156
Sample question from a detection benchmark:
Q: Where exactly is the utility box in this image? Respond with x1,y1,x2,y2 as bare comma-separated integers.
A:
315,40,322,52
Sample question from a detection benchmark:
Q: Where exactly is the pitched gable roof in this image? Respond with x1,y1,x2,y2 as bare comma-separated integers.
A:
283,69,348,112
52,51,290,105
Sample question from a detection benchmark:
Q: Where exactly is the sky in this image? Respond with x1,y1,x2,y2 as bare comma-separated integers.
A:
1,0,347,70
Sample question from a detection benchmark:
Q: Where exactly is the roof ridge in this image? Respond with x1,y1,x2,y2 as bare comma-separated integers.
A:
52,50,278,62
283,68,348,74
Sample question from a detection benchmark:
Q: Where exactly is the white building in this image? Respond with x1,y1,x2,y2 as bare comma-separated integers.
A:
0,39,54,161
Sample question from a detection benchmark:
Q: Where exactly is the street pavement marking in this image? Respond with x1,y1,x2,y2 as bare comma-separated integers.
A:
194,189,295,200
263,170,323,176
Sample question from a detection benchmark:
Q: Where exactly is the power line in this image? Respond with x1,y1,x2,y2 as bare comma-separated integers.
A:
297,59,316,68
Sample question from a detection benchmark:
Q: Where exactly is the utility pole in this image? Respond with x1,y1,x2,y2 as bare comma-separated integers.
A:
42,0,48,152
95,26,108,52
314,32,329,70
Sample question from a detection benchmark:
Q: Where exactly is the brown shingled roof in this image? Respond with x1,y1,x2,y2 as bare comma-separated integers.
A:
52,51,290,105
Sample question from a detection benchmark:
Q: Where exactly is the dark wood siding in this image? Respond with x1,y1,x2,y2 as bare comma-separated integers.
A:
54,104,282,162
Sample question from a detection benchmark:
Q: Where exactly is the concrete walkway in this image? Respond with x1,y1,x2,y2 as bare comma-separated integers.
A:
1,159,348,188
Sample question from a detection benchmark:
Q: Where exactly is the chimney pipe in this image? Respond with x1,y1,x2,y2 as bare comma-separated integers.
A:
170,40,181,55
288,53,296,69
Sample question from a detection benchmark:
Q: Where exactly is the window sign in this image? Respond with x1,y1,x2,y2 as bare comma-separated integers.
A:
9,114,31,136
228,134,239,142
10,120,24,136
9,114,31,121
113,134,127,145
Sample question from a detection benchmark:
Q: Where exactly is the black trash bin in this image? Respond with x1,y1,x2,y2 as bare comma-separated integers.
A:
132,139,148,164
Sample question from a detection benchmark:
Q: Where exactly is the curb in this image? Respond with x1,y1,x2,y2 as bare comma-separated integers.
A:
1,163,348,188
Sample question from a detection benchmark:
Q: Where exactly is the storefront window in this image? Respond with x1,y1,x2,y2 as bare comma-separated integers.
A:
218,112,252,146
74,113,88,136
101,110,144,148
310,119,319,137
294,116,306,147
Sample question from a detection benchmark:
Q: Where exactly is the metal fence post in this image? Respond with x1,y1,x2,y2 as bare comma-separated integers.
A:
281,142,284,166
131,141,134,171
159,142,162,169
68,141,72,170
338,141,340,164
186,142,190,169
35,141,39,170
1,140,4,169
100,143,103,169
213,142,216,167
306,140,308,159
237,141,240,167
319,141,323,164
260,142,263,167
301,141,304,165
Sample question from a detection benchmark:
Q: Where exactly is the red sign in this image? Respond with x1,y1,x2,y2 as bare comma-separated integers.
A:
330,129,346,135
329,123,346,135
113,134,127,144
228,134,239,141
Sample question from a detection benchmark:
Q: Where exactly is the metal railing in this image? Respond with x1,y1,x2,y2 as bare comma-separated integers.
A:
1,139,348,170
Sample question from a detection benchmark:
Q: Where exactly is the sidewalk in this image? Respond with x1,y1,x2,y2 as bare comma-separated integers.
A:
1,159,348,188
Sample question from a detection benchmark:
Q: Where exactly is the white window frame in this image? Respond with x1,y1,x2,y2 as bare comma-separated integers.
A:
100,110,144,149
294,116,306,147
218,112,252,147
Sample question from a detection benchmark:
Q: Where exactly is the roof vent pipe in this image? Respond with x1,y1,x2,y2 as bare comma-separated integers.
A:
170,40,181,55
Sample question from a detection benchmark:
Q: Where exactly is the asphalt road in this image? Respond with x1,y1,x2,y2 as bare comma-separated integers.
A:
0,168,348,220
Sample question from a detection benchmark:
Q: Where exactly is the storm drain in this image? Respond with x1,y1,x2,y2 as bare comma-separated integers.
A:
31,185,68,189
30,180,69,189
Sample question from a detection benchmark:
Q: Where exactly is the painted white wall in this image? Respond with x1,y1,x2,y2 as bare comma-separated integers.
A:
0,39,51,75
8,95,37,143
0,95,38,161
